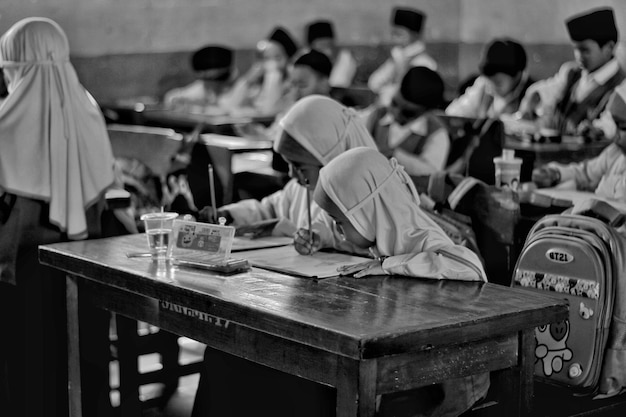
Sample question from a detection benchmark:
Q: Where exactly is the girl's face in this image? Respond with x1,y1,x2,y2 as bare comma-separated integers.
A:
284,156,322,188
314,186,374,249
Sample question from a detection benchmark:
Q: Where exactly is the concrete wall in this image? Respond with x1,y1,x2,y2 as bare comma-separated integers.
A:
1,0,624,102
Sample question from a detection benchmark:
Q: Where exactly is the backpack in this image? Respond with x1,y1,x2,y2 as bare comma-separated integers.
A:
512,199,626,397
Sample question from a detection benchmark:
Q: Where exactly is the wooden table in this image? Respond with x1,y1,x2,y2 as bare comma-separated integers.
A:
142,108,275,134
39,234,568,417
198,133,274,204
505,135,610,168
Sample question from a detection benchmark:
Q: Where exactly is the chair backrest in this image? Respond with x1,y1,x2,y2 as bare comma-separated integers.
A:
107,124,183,178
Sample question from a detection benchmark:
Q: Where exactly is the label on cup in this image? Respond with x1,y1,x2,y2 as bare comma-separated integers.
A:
494,157,523,190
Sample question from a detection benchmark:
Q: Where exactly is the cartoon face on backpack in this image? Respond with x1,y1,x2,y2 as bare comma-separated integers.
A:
535,320,573,376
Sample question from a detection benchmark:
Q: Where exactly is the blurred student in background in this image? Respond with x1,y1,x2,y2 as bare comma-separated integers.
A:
446,38,532,119
163,45,236,112
227,26,298,116
0,17,115,417
305,19,357,87
366,66,449,176
368,7,437,105
532,82,626,204
519,7,624,139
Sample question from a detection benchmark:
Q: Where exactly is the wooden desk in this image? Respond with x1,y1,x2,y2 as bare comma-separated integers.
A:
142,108,275,134
505,136,610,168
198,134,274,204
39,234,567,417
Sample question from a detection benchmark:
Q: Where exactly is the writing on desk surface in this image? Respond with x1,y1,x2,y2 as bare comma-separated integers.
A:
160,301,231,328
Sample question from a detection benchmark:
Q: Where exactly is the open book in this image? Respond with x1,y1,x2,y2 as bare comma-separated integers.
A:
236,246,373,279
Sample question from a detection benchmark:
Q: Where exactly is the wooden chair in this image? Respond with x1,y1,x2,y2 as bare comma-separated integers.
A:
105,124,203,414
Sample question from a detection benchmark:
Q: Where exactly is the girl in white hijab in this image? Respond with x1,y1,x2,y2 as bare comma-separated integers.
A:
214,95,377,251
314,147,486,281
0,18,115,417
314,147,489,416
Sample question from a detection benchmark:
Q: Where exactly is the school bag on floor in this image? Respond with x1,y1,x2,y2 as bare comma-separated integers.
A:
512,199,626,397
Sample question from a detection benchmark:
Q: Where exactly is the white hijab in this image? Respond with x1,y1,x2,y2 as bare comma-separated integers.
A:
318,147,454,256
0,17,115,239
276,95,377,164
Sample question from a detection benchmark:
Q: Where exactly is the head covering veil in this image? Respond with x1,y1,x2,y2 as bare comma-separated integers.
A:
276,95,377,165
318,147,453,256
0,17,115,239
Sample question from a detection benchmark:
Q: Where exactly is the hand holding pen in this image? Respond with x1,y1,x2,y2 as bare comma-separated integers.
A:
293,228,321,255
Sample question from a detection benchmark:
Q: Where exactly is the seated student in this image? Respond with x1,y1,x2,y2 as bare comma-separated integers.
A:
199,95,377,248
519,7,625,139
305,19,357,87
365,66,450,176
226,26,298,116
532,82,626,204
446,38,533,119
368,7,437,106
0,17,115,417
233,49,334,199
291,147,488,416
162,45,235,111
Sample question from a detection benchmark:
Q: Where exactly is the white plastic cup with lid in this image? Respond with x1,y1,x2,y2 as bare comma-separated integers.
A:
494,149,523,190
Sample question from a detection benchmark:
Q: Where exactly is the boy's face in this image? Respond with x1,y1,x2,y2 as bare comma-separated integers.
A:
262,42,288,70
289,66,329,100
388,91,426,126
314,186,374,249
391,26,417,47
572,39,614,73
486,72,519,98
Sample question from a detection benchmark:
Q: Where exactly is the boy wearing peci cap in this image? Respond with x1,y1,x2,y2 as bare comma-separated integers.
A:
519,7,625,139
305,20,358,88
532,81,626,204
447,38,533,119
163,45,236,110
368,7,437,106
366,66,449,176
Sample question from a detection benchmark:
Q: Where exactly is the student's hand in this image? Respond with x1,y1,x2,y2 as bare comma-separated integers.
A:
198,207,231,224
532,166,560,188
235,219,279,238
245,63,265,85
337,260,385,278
293,228,322,255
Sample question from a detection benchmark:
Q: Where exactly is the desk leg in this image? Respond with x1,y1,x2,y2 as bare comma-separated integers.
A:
66,275,83,417
500,329,535,417
336,357,377,417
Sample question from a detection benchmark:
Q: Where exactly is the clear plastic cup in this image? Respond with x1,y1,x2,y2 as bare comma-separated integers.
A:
140,212,178,261
494,151,523,191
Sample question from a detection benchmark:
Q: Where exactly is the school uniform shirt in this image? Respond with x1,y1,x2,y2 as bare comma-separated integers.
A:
225,66,291,116
548,143,626,203
522,59,624,136
368,40,438,105
328,49,358,88
446,73,532,119
368,108,450,176
162,80,233,111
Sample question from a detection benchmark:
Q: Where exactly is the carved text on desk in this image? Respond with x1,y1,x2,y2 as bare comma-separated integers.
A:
160,300,231,328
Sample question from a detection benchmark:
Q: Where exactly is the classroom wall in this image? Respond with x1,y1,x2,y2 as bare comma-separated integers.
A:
1,0,625,102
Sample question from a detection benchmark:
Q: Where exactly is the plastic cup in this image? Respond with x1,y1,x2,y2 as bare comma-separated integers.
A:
140,212,178,261
494,156,523,191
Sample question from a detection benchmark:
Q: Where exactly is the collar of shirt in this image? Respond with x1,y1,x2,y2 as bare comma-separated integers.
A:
380,113,427,147
575,59,620,102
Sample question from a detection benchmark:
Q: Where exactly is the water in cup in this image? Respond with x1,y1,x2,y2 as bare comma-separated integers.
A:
146,228,172,260
140,212,178,261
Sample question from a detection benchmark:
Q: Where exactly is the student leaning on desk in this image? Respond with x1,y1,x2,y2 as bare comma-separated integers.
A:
199,95,377,254
518,7,624,140
532,82,626,204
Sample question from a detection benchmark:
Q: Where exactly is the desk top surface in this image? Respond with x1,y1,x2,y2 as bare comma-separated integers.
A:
199,133,273,151
40,234,567,359
504,135,610,153
142,108,275,127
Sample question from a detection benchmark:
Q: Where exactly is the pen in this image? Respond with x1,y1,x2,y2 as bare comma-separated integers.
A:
305,178,312,249
208,164,217,224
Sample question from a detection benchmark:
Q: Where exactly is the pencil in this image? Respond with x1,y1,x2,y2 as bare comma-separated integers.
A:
305,178,312,248
208,164,217,223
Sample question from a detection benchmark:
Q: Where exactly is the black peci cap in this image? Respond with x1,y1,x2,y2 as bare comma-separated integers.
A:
306,20,335,45
400,66,444,108
479,38,527,77
293,49,333,77
191,45,233,80
566,8,618,44
392,7,425,33
267,27,299,58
